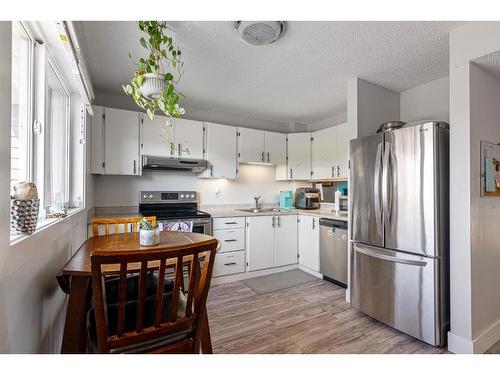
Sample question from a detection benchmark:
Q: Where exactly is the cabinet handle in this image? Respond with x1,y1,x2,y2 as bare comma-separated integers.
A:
267,152,270,163
210,165,213,177
178,143,182,156
224,262,237,266
272,217,276,228
170,143,174,156
133,160,136,174
224,239,237,242
290,168,293,179
277,216,281,227
312,218,315,230
224,221,238,224
332,166,334,178
261,151,265,162
337,165,340,177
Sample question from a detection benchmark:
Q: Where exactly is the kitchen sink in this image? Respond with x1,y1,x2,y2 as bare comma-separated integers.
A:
237,208,282,213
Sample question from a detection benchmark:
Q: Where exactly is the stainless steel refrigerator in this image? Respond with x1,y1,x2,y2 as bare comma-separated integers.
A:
349,121,449,346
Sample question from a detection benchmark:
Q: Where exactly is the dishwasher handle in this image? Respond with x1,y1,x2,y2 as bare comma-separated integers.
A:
319,217,348,230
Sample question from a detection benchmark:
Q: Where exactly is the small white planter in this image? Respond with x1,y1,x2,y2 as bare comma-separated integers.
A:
140,73,168,100
140,228,160,246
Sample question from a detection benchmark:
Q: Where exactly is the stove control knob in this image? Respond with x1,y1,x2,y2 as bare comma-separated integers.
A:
180,194,185,199
143,194,148,199
149,194,154,199
191,194,195,199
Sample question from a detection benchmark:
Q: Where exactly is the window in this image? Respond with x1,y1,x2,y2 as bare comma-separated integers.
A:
10,22,33,191
43,62,70,208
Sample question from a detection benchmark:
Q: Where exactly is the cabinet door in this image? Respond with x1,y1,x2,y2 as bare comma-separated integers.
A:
265,131,286,165
335,122,357,179
238,127,265,163
90,105,105,174
298,215,320,272
204,122,238,179
174,118,204,159
312,126,337,179
275,215,298,267
141,114,174,157
104,107,140,175
246,216,275,271
287,133,311,180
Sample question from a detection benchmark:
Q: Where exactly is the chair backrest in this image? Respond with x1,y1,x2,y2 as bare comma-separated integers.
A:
91,216,157,237
90,238,217,353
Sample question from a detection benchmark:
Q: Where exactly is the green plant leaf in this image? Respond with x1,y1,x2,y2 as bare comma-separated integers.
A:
140,37,148,49
165,73,173,81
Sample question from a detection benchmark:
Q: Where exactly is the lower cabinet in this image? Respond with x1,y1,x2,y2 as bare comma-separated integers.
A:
247,215,298,271
298,215,320,272
213,251,246,277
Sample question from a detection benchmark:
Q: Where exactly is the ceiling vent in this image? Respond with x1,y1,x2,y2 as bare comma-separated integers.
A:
234,21,285,45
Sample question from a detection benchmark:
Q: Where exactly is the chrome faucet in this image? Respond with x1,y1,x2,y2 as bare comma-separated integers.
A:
254,196,261,211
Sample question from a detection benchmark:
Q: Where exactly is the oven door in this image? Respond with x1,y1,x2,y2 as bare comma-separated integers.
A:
158,218,212,235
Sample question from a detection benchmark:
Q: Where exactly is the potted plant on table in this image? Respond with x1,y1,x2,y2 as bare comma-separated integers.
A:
138,217,160,246
123,21,185,150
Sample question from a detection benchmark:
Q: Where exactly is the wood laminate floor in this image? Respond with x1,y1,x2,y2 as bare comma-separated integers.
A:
206,277,449,354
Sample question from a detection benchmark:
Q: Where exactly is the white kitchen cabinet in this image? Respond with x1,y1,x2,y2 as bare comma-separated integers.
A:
90,105,105,174
311,123,357,180
335,122,357,179
174,118,204,159
246,216,275,271
203,122,238,179
103,107,141,175
141,114,173,157
312,126,337,179
265,131,286,165
238,127,265,163
213,251,246,277
298,214,320,272
274,215,298,267
287,132,312,180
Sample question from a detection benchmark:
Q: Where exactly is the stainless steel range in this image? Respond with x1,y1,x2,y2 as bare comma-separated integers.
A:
139,191,212,235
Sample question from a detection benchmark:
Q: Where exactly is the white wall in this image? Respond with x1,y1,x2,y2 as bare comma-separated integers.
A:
400,76,450,123
94,164,309,208
448,21,500,354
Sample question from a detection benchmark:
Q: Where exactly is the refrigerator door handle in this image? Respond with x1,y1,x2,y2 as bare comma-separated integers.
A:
373,142,383,235
354,243,427,267
388,146,397,222
382,141,391,226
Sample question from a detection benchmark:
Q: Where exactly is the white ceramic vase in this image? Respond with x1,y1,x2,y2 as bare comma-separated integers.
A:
140,73,168,100
140,228,160,246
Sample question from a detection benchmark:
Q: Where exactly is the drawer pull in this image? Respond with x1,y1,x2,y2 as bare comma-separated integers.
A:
225,222,238,224
224,262,237,266
224,239,237,242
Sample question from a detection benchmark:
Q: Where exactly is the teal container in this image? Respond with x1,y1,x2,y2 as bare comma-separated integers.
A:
279,191,294,209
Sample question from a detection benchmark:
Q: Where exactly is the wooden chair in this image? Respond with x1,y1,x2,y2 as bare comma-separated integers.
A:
89,239,217,354
91,216,157,237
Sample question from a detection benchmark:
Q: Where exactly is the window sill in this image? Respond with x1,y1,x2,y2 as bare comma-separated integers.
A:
9,207,86,246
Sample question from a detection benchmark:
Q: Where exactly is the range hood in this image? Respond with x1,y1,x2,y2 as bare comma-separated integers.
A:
142,155,208,173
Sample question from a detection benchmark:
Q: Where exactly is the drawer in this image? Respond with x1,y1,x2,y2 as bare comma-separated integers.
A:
213,217,245,230
213,228,245,253
213,251,245,277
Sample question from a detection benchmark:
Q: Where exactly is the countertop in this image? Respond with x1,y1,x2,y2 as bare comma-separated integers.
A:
89,205,349,223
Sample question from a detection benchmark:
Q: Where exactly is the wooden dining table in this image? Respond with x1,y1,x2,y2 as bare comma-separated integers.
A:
56,231,219,354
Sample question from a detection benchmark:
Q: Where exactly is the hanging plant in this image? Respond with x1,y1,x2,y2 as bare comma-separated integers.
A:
123,21,185,127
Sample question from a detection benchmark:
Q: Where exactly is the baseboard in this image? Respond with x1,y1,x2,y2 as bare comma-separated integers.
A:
297,265,323,279
211,264,298,286
448,317,500,353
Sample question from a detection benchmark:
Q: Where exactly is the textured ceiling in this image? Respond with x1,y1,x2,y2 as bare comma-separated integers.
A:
76,21,463,128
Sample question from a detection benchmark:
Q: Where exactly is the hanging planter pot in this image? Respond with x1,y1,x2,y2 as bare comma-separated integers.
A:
140,73,168,100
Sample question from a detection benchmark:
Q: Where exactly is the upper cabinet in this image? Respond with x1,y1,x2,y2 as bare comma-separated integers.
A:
141,116,204,159
311,122,357,180
174,118,205,159
141,114,174,157
238,127,265,163
287,132,312,180
265,131,286,165
203,122,238,179
91,106,141,176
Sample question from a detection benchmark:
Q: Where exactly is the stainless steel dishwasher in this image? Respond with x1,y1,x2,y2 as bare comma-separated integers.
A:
319,218,348,287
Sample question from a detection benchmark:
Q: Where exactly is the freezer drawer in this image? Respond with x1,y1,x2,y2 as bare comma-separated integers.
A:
350,242,447,346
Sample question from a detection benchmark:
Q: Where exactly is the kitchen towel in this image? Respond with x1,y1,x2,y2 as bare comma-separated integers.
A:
485,158,496,192
159,221,193,232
